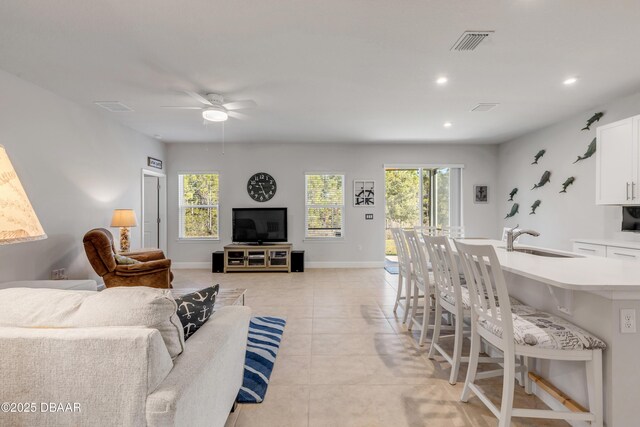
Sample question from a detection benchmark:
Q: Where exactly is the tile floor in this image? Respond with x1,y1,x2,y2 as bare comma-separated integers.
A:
173,268,568,427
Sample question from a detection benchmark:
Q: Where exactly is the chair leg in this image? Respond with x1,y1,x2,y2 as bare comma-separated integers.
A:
586,350,603,427
498,351,515,427
461,320,480,403
449,311,463,385
522,356,532,394
407,282,419,331
517,355,526,387
418,293,430,346
427,303,442,358
393,274,403,313
402,276,412,324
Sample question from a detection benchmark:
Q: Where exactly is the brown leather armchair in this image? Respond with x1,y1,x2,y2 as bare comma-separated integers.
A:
83,228,173,288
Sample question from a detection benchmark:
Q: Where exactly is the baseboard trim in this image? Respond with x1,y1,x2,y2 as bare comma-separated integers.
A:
305,261,385,269
173,262,212,269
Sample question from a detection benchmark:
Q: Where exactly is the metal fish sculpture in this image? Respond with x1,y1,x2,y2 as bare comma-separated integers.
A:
573,138,596,163
508,188,518,201
530,200,541,214
560,177,576,193
532,171,551,189
531,149,546,165
505,203,519,219
582,112,604,131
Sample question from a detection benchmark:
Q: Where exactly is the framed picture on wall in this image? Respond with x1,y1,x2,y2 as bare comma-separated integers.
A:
474,185,488,203
354,180,375,206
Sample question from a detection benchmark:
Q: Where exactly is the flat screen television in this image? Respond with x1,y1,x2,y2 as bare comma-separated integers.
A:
622,206,640,232
232,207,288,244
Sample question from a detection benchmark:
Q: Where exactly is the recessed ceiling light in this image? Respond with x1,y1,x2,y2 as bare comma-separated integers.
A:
443,121,453,128
563,77,578,85
154,134,162,140
436,77,448,85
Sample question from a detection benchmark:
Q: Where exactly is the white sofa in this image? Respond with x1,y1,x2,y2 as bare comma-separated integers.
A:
0,287,251,427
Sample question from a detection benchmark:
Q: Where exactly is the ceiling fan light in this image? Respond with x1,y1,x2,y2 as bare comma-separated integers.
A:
202,108,228,122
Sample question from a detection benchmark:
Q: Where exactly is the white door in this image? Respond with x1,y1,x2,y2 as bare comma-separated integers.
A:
144,176,160,248
596,117,635,205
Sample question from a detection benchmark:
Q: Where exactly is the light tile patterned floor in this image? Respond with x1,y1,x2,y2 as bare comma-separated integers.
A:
173,268,568,427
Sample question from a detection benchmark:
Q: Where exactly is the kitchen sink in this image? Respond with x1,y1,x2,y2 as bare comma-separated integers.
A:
497,246,582,258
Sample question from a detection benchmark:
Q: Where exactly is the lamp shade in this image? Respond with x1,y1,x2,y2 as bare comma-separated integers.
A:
110,209,138,227
0,146,46,245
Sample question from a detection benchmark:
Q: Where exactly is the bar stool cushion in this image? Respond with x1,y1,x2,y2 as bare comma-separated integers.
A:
479,305,607,350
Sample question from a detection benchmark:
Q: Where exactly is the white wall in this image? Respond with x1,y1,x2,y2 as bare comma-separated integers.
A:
0,69,165,282
497,91,640,250
166,142,499,267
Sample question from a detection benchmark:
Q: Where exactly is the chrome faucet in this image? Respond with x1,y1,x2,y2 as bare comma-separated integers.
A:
506,224,540,252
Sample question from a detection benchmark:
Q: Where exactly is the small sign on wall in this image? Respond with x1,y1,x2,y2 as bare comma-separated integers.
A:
474,185,488,203
147,157,163,170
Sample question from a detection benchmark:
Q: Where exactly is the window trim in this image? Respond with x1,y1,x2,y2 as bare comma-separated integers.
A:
178,171,221,241
304,172,346,240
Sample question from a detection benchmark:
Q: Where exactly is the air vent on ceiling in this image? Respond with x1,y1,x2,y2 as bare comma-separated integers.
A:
94,101,134,112
471,103,499,112
451,31,494,51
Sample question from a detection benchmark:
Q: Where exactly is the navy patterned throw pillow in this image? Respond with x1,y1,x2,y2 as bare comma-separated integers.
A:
174,285,219,340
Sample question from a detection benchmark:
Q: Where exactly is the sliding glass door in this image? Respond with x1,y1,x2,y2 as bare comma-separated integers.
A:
384,166,462,255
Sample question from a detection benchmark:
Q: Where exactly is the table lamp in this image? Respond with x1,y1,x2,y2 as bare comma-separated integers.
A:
0,146,46,245
110,209,137,252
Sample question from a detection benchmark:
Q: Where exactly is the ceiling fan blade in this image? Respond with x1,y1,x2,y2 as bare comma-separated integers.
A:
228,111,249,120
184,90,213,106
223,100,257,111
161,106,203,109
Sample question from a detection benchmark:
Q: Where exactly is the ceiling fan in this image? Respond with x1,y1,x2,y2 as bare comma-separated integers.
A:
162,91,256,122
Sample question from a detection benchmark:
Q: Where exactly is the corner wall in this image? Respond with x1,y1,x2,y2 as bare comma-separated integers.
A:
166,142,499,267
0,69,166,282
497,91,640,250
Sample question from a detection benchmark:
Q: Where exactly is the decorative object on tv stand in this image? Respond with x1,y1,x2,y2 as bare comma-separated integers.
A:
560,177,576,193
582,112,604,131
354,180,375,206
473,185,488,203
110,209,138,252
574,138,596,164
0,146,46,245
508,187,518,201
530,200,541,214
531,149,546,165
532,170,551,189
247,172,276,202
505,203,519,219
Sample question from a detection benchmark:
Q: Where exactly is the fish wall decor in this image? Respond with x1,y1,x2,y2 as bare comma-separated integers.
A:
560,177,576,193
532,171,551,189
505,203,519,219
574,138,596,163
508,188,518,201
530,200,541,214
531,149,546,165
582,112,604,131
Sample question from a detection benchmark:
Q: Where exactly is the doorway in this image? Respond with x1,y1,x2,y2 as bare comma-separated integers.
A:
141,169,167,252
384,166,463,256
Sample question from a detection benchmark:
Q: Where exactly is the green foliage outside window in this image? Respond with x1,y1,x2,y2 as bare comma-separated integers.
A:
306,174,344,238
179,174,219,239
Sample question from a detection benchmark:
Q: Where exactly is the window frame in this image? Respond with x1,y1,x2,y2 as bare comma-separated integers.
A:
304,172,346,241
177,171,221,241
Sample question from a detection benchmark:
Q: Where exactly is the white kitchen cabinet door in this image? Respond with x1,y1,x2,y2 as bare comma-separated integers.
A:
606,246,640,262
572,242,606,257
596,117,635,205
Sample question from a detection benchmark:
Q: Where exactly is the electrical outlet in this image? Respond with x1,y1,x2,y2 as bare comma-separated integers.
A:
621,309,636,333
50,268,67,280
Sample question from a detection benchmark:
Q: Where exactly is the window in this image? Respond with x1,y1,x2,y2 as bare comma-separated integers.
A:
178,173,219,240
305,173,345,239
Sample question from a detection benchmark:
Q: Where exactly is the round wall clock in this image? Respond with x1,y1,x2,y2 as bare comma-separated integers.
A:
247,172,277,202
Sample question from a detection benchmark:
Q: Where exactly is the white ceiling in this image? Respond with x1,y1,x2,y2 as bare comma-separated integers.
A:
1,1,640,144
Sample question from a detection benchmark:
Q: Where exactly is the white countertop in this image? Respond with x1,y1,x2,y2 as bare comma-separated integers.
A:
571,237,640,250
455,239,640,294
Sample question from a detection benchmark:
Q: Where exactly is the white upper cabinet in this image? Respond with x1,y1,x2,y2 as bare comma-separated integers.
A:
596,116,639,205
